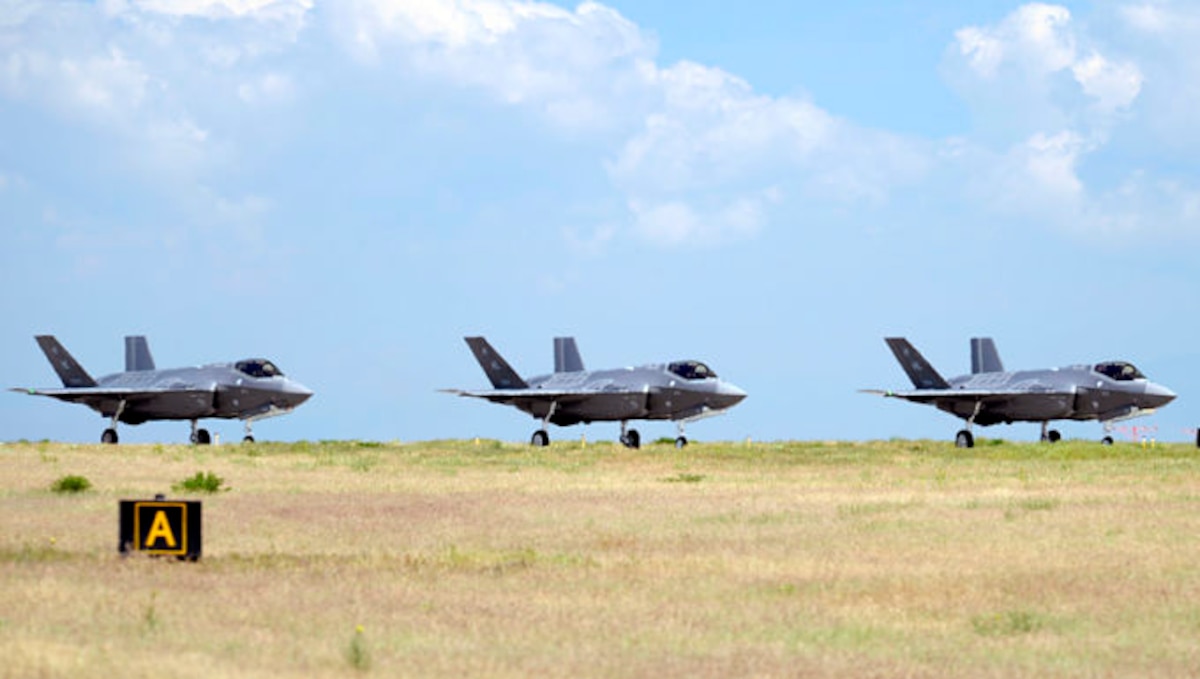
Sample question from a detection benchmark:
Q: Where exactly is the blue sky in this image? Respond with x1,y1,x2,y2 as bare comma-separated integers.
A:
2,0,1198,445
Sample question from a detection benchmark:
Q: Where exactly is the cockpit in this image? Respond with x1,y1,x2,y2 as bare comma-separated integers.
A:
668,360,717,380
236,359,283,379
1094,361,1145,381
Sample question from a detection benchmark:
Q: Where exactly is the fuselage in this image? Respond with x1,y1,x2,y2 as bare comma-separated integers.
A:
91,359,313,424
938,361,1175,425
520,361,747,426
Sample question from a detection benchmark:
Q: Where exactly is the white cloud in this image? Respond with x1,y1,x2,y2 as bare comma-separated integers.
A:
118,0,312,22
332,1,931,246
948,3,1142,141
237,71,294,105
336,0,653,130
1072,52,1142,112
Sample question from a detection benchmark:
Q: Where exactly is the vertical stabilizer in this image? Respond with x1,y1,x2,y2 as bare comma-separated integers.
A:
553,337,585,373
970,337,1003,374
125,336,156,372
34,336,98,388
884,338,951,389
464,337,529,389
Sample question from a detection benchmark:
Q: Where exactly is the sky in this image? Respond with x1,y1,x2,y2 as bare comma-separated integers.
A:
2,0,1199,445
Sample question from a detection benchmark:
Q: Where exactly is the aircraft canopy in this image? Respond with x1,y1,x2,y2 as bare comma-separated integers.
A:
668,360,717,380
1094,361,1145,381
236,359,283,378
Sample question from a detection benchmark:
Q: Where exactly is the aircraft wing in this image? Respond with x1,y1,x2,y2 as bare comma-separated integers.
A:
862,387,1080,426
440,388,642,408
10,386,212,410
861,388,1072,405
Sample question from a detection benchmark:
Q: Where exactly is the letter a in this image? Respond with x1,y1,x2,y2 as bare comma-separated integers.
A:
146,510,177,548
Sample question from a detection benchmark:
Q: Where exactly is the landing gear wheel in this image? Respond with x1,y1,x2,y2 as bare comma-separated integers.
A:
675,436,688,449
101,428,118,444
955,430,974,449
620,429,641,449
192,428,212,445
1101,436,1114,445
243,435,255,444
531,429,549,447
1047,429,1062,443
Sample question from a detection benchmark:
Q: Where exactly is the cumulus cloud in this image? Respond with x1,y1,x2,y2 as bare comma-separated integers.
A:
948,3,1142,140
939,3,1200,240
334,0,928,247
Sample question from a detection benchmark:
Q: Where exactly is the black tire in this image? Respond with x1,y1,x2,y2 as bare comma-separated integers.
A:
243,435,255,444
101,428,118,444
531,429,549,447
1047,429,1061,443
1101,436,1114,445
955,430,974,448
194,428,211,445
675,436,688,449
625,429,640,449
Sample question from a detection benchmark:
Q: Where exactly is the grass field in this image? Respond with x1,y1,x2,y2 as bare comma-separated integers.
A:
3,438,1200,678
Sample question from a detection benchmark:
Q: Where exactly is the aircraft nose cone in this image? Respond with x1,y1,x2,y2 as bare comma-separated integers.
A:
284,380,314,407
1144,382,1176,408
715,381,748,408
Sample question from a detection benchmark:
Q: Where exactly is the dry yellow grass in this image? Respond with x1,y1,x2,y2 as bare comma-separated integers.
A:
3,438,1200,677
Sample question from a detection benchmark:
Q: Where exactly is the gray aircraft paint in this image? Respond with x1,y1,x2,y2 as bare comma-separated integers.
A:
867,337,1175,447
445,336,746,448
12,335,312,444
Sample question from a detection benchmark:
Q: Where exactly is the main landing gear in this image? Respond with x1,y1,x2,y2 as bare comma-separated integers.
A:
100,400,126,445
1039,422,1062,443
955,402,983,448
530,403,557,447
619,421,640,449
190,420,212,445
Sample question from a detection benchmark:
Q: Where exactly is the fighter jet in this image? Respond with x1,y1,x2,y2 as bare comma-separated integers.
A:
11,335,313,444
865,337,1176,447
443,336,747,448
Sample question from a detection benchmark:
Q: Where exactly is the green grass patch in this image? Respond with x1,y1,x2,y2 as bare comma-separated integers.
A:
172,470,228,493
971,610,1047,637
50,474,91,493
661,472,705,483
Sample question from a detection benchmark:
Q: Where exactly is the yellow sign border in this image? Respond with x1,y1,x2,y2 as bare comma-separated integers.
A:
132,501,188,555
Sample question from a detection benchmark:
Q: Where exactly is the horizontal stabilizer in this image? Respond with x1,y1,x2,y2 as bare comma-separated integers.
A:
970,337,1003,374
125,336,156,372
35,336,97,388
554,337,585,373
885,338,950,390
464,337,529,389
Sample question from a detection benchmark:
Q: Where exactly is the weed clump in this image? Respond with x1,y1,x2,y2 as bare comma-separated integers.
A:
173,471,228,494
972,610,1043,636
345,625,370,671
50,474,91,494
661,473,705,483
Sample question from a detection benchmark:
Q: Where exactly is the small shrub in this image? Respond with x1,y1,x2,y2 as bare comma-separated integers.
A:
173,471,228,493
661,473,705,484
50,475,91,494
346,625,370,671
972,610,1043,636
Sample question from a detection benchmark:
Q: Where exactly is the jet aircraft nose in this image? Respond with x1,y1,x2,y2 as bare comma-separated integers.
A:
1143,381,1176,409
281,380,314,408
713,381,748,409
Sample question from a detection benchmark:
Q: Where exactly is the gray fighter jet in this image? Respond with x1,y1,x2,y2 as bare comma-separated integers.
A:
12,335,312,444
444,336,747,448
865,337,1176,447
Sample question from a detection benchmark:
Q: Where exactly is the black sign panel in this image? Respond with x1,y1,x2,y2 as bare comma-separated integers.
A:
119,500,202,561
